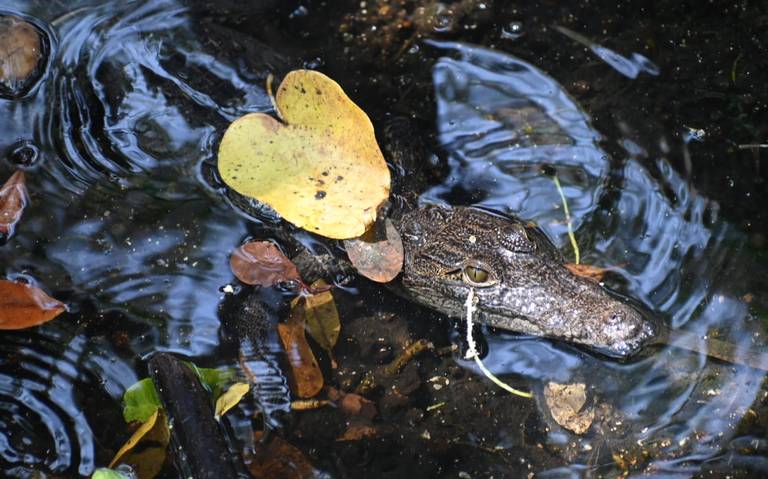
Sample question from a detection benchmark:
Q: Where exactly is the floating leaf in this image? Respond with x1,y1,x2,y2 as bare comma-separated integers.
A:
230,240,302,287
292,280,340,365
218,70,390,239
565,263,616,282
245,431,317,479
0,15,44,98
123,367,235,423
91,468,132,479
214,382,250,419
278,307,324,398
543,382,594,435
122,378,162,424
0,170,28,239
0,279,66,330
344,217,403,282
109,409,170,479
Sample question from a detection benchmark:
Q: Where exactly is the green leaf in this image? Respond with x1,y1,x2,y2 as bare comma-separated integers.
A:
91,467,132,479
122,378,161,423
190,364,236,400
122,366,237,423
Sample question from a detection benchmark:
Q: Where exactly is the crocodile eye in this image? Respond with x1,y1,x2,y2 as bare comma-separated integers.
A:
462,265,491,286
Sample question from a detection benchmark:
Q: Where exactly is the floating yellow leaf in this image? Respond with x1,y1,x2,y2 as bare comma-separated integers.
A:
217,70,390,239
214,382,250,420
109,409,170,479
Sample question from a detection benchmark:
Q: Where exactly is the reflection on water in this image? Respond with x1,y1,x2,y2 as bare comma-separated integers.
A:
0,1,765,477
427,42,764,474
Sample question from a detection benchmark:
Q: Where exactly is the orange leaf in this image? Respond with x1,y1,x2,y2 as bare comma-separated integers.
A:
565,263,616,282
337,425,378,442
343,218,403,283
230,241,302,287
0,170,28,239
277,307,323,398
0,280,66,330
246,431,317,479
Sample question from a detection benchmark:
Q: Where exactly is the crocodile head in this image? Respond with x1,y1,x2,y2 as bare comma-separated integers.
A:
397,204,657,358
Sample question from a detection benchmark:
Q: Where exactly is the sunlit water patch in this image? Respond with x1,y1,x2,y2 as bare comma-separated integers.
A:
428,42,764,475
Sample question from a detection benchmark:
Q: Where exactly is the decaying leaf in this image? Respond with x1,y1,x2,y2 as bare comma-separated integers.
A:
0,279,66,330
337,425,378,442
109,409,170,479
230,240,302,287
246,431,317,479
214,382,250,419
0,170,28,239
217,70,390,239
565,263,617,282
0,15,43,98
543,382,594,435
343,217,404,282
278,308,324,398
291,280,340,365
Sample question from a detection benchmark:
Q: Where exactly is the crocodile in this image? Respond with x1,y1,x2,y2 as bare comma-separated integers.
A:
395,204,657,358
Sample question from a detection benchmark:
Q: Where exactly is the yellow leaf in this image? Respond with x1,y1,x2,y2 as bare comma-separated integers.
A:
217,70,390,239
109,409,170,479
301,280,340,354
214,382,250,419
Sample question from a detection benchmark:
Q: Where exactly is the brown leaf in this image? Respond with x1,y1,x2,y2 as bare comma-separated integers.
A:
543,382,594,435
230,241,302,287
246,431,317,479
339,393,377,420
0,16,43,97
343,217,403,283
277,307,323,398
565,262,616,282
295,280,340,364
0,170,28,238
0,279,66,330
337,425,378,442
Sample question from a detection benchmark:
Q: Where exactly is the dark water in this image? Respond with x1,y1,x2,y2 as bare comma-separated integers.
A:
0,0,766,477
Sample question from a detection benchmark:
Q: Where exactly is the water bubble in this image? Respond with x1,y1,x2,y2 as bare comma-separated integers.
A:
6,139,40,167
501,21,524,40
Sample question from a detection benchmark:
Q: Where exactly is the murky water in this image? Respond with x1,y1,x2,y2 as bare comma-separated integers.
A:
0,1,766,477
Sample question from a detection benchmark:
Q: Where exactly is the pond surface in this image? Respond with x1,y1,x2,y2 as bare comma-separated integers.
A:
0,1,767,478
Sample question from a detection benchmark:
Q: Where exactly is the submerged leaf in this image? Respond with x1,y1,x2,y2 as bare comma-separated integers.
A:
278,307,324,398
294,280,340,363
246,431,317,479
0,279,66,330
230,240,302,287
218,70,390,239
543,382,594,435
0,170,28,239
343,217,403,283
109,409,170,479
214,382,250,419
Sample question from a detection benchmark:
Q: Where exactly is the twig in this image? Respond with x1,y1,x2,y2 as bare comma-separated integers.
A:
464,289,532,398
552,175,580,264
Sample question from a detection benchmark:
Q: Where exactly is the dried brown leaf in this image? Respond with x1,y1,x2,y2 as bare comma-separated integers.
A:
565,262,616,282
230,241,302,287
337,425,378,442
0,170,28,238
296,280,340,362
543,382,594,435
343,218,403,283
0,279,66,330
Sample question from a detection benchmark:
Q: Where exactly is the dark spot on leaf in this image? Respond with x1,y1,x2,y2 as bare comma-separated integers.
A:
315,191,327,200
335,175,344,182
321,171,329,176
300,87,306,94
